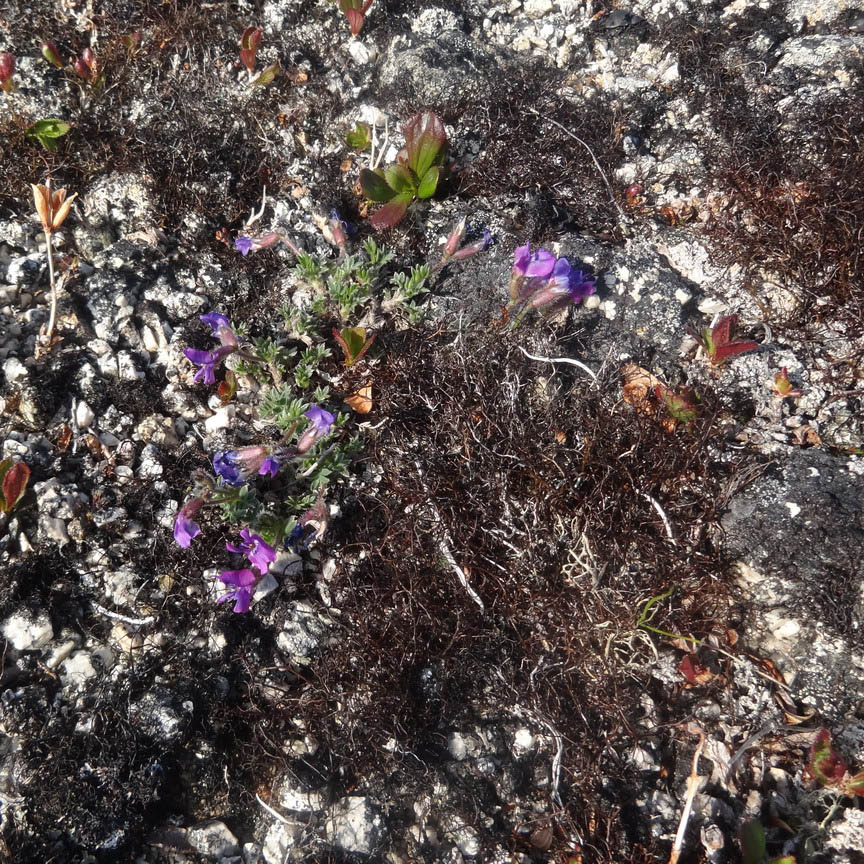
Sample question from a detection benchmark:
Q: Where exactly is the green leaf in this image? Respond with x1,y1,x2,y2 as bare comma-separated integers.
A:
359,168,396,202
739,820,766,864
333,326,375,366
369,192,412,230
252,62,279,86
27,118,70,152
416,165,439,199
402,111,447,180
769,857,797,864
384,163,415,195
345,121,371,150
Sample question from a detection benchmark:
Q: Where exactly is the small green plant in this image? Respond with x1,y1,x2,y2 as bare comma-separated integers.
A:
239,26,279,86
345,121,372,151
360,111,448,230
333,326,375,366
808,729,864,796
26,119,71,152
0,459,30,514
772,367,803,398
40,41,64,69
696,314,759,365
654,384,700,423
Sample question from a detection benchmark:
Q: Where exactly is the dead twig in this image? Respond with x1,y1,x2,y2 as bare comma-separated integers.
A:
668,726,705,864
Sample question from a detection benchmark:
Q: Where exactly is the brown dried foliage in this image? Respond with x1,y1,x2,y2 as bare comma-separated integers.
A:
285,328,736,859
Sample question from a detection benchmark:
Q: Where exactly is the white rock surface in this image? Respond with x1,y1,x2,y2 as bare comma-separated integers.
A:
0,611,53,651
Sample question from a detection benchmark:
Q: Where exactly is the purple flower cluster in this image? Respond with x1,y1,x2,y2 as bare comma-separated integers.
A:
218,527,276,613
183,313,239,385
213,446,281,486
509,244,596,311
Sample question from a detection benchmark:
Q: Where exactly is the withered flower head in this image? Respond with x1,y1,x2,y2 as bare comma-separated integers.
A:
31,181,77,233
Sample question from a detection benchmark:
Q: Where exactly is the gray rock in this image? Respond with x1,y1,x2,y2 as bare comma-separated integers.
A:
825,808,864,864
326,796,384,855
187,819,240,859
379,33,499,107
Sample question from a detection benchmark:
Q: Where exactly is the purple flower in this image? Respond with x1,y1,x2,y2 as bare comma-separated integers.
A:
173,497,204,548
227,527,276,574
184,347,222,385
297,404,336,454
259,455,281,477
187,345,236,385
216,568,258,613
528,258,596,309
213,446,280,486
512,244,556,279
200,313,238,348
234,236,254,256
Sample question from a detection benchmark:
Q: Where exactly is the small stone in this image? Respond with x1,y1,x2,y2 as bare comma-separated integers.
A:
187,820,240,859
524,0,553,17
3,357,28,384
1,611,54,651
204,405,235,432
75,400,95,429
62,651,98,690
449,732,468,761
326,797,383,855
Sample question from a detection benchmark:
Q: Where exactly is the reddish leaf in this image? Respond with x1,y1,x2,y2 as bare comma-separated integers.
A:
701,314,759,365
345,8,365,35
808,729,847,787
369,192,412,230
218,370,237,404
713,314,735,348
402,111,447,181
1,460,30,513
711,340,760,364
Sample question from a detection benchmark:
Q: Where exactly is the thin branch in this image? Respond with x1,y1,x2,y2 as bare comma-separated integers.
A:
245,185,268,229
519,346,597,382
639,491,676,543
668,727,705,864
93,604,155,627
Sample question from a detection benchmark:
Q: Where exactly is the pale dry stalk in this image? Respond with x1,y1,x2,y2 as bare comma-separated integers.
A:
31,179,77,354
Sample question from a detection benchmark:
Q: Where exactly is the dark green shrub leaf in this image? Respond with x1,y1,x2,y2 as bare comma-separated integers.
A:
360,168,396,202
